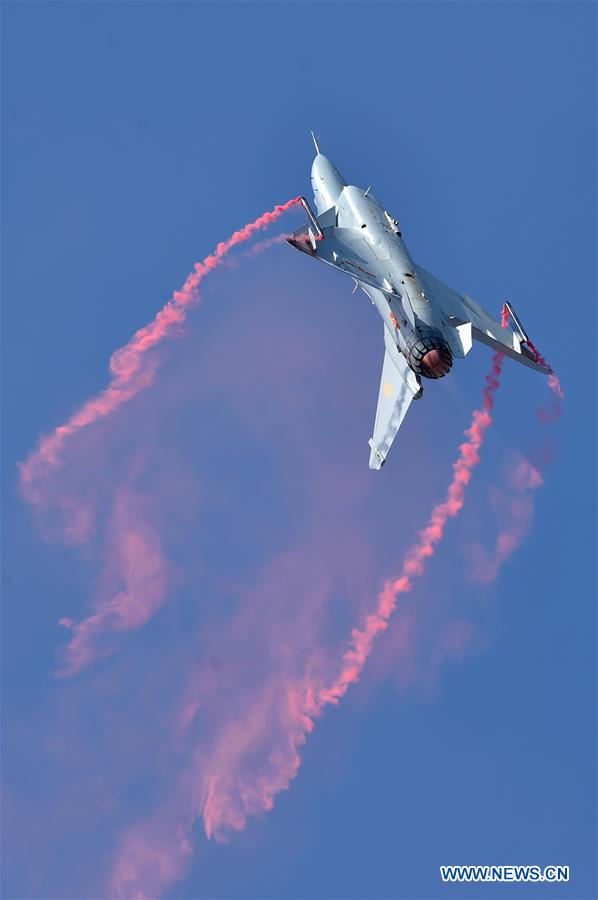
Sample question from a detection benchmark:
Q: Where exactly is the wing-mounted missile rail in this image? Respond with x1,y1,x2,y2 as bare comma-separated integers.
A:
286,196,324,255
299,196,324,239
302,196,323,252
502,300,548,368
503,300,529,343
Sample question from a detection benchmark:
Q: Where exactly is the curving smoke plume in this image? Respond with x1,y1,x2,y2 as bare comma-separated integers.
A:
464,334,563,585
525,339,563,401
110,351,506,899
466,453,544,584
17,199,302,675
56,482,171,677
111,331,563,899
461,307,563,586
525,338,564,423
315,352,504,708
195,351,505,836
18,190,563,899
18,198,302,507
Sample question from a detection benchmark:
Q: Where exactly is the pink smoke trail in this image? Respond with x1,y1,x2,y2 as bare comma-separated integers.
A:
109,312,563,897
457,297,563,584
56,484,170,677
524,338,564,423
502,302,563,420
502,301,563,400
18,198,302,675
308,352,504,704
467,454,543,583
525,338,563,400
244,233,293,256
199,351,505,840
109,348,506,897
464,326,563,584
18,197,302,503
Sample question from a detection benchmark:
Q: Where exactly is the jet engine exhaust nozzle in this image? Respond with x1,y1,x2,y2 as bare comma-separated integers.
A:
422,348,452,378
407,332,453,379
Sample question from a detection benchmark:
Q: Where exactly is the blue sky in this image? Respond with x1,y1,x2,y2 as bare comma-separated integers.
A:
2,3,596,899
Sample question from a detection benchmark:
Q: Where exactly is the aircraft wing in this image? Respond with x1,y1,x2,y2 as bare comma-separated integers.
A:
368,327,422,470
414,264,550,374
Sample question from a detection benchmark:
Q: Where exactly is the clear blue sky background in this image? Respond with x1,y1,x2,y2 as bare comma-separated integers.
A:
2,3,596,899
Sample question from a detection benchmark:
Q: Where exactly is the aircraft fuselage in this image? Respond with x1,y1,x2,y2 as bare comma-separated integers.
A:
309,154,453,379
288,139,549,469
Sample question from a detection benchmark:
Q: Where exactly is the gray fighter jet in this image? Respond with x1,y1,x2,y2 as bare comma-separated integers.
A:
288,133,550,470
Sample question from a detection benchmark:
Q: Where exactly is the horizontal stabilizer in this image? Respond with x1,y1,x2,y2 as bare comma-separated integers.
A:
286,224,316,255
460,294,550,373
414,263,550,375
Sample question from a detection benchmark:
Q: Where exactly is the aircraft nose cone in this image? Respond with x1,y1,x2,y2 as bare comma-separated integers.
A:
311,154,347,213
422,348,452,377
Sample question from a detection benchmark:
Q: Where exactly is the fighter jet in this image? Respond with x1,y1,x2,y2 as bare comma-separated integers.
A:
287,133,550,470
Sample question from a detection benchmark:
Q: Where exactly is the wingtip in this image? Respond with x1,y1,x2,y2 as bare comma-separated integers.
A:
368,438,385,470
